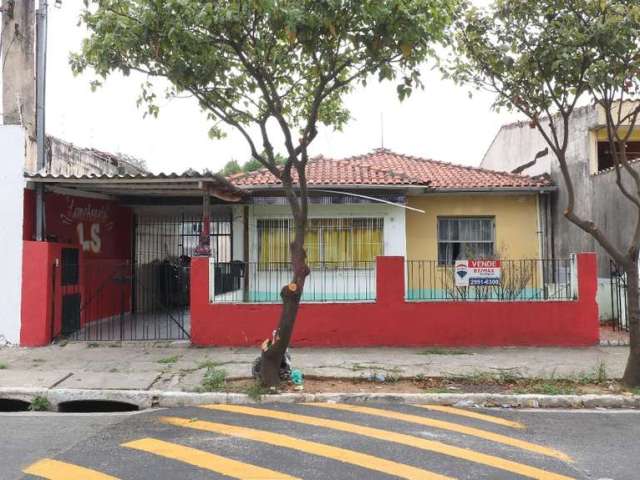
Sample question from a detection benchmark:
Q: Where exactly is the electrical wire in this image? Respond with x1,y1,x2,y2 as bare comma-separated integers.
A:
0,13,4,68
1,32,16,71
0,24,5,119
0,5,6,63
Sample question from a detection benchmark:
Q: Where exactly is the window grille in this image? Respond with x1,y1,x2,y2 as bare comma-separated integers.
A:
437,217,495,265
257,217,384,267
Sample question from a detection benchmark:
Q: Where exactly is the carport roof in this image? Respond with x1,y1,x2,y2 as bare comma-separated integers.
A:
25,171,246,201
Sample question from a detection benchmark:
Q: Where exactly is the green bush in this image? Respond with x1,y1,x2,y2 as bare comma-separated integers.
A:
200,367,227,392
30,396,50,411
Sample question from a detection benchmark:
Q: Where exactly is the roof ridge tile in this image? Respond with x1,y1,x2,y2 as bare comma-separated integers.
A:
225,149,553,189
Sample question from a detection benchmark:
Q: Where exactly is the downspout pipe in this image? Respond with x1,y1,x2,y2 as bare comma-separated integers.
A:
35,0,47,241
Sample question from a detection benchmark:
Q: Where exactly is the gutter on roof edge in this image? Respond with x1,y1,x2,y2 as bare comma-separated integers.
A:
428,186,557,193
25,175,224,184
236,184,429,192
237,184,555,194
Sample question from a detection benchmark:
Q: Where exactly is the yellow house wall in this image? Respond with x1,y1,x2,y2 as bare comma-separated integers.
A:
406,194,541,261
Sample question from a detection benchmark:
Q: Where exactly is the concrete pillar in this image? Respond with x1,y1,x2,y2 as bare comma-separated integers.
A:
195,189,211,256
376,256,405,304
1,0,36,137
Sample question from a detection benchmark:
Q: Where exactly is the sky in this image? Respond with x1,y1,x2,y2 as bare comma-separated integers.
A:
36,2,522,174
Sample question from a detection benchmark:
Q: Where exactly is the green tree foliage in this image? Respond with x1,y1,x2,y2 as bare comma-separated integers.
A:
220,159,242,176
242,157,264,173
449,0,640,386
72,0,458,387
221,153,286,176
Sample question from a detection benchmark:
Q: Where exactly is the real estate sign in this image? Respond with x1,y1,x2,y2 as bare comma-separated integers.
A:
454,260,501,287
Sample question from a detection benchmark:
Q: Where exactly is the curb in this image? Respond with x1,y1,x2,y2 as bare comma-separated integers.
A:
2,388,639,411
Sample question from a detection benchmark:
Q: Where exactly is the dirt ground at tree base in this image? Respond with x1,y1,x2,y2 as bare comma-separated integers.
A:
216,376,640,396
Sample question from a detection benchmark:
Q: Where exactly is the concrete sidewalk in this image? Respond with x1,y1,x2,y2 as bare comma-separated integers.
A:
0,342,630,392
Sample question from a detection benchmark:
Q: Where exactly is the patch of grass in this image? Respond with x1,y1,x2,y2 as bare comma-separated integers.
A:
0,362,7,370
30,395,50,411
423,387,451,393
494,369,523,384
157,355,179,365
446,371,496,385
199,367,227,392
245,382,269,402
594,361,608,384
632,387,640,395
350,363,371,371
418,348,469,356
575,361,608,385
512,381,577,395
384,373,400,383
447,369,522,385
197,360,222,370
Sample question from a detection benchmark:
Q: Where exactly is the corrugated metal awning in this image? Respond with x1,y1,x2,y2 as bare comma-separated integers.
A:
25,171,246,202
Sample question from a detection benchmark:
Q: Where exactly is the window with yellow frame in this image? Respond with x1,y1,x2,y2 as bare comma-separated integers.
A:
257,218,383,268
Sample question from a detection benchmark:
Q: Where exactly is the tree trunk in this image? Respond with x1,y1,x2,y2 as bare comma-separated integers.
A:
259,205,310,388
623,258,640,387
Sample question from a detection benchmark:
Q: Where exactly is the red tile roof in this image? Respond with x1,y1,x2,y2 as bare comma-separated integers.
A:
229,149,553,190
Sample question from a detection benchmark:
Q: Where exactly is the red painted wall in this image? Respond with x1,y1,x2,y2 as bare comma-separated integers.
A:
21,242,53,346
23,189,132,258
21,190,133,345
190,254,599,347
20,241,73,346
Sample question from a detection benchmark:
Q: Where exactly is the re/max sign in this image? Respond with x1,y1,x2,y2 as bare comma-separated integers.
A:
454,259,501,287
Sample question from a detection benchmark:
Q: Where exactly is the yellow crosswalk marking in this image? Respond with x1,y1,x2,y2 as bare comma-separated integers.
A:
202,404,574,480
161,416,454,480
123,438,300,479
414,405,525,429
23,459,120,480
308,403,572,463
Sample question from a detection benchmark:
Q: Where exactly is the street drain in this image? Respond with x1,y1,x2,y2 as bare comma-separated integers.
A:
0,399,31,412
57,400,139,413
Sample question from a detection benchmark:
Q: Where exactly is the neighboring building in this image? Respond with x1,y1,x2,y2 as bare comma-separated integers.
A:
25,136,148,177
482,103,640,324
482,103,640,278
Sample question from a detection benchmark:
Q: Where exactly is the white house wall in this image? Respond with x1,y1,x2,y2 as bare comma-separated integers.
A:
247,202,406,263
0,126,26,344
231,204,244,262
217,202,406,302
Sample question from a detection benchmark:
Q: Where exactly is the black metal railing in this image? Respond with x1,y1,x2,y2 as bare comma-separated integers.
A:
406,258,574,301
58,259,191,341
610,261,629,331
210,261,376,303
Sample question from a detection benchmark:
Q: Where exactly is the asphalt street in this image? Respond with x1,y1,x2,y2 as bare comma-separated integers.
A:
3,404,639,480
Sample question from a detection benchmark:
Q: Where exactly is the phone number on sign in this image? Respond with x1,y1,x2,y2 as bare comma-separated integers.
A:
469,278,500,286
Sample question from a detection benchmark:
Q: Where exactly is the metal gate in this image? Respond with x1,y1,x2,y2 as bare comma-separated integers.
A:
61,258,190,341
57,212,232,342
610,261,629,332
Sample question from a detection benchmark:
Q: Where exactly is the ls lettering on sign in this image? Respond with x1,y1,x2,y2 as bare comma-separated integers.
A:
76,222,102,254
